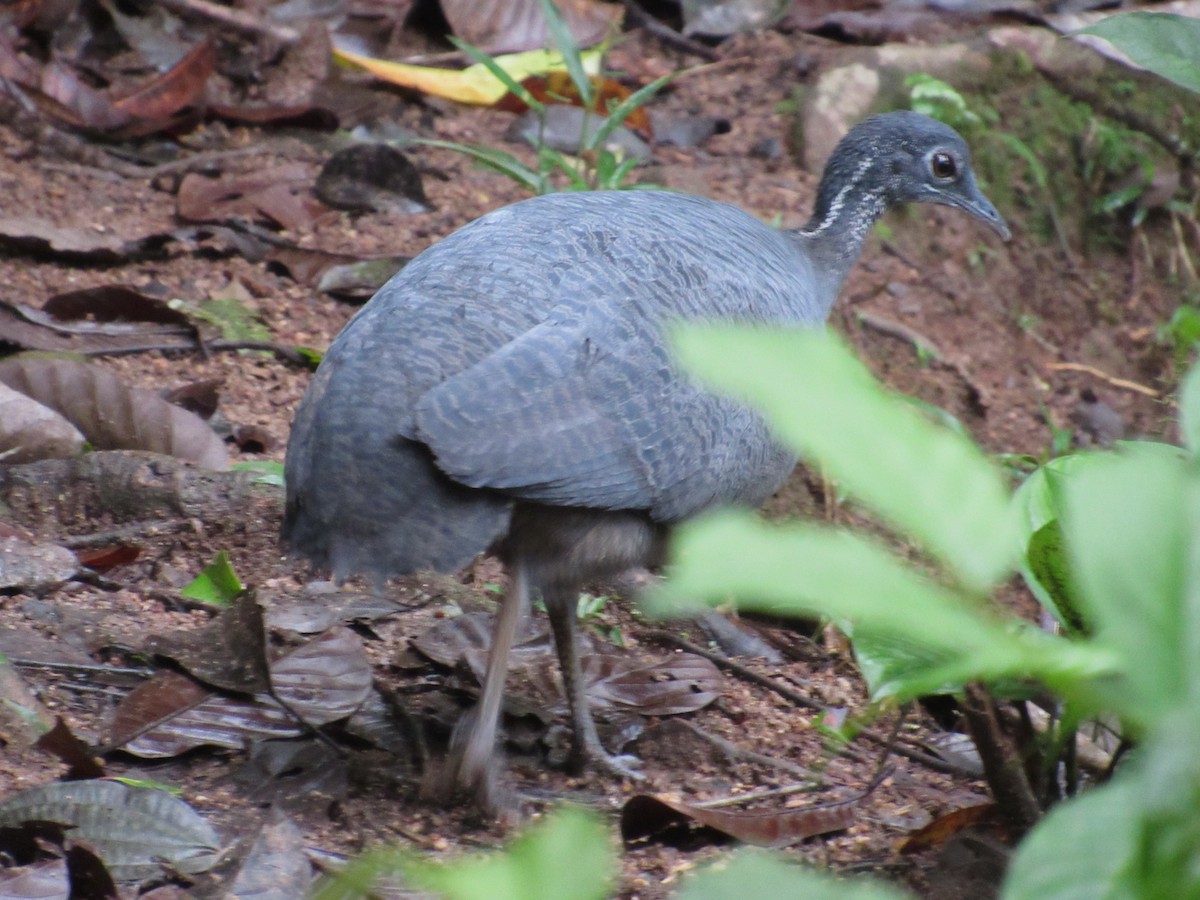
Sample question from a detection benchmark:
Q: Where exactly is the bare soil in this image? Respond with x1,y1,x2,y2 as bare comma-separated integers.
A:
0,18,1186,900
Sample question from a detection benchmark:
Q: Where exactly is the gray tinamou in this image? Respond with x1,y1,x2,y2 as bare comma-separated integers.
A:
283,110,1010,804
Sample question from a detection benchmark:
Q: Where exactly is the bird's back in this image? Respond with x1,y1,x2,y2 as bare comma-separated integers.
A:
284,190,820,582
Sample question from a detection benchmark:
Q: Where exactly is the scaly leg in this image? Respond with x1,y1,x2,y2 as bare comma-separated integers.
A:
543,584,643,779
447,559,530,805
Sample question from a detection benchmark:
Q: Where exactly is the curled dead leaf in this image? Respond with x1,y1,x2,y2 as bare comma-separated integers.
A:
0,356,229,469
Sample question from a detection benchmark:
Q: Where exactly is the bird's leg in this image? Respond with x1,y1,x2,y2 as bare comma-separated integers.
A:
446,559,530,807
543,584,643,780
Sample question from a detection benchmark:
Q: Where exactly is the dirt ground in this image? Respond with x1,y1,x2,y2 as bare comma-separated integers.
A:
0,10,1189,900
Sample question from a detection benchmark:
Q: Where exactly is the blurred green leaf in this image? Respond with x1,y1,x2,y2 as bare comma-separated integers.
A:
655,510,1112,703
674,327,1015,592
180,550,243,605
1181,361,1200,454
1002,776,1139,900
190,297,271,344
1075,13,1200,95
679,851,911,899
230,460,285,486
1060,450,1194,725
405,807,613,900
538,0,592,108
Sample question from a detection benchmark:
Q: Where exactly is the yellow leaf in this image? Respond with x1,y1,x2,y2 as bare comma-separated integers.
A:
332,46,602,106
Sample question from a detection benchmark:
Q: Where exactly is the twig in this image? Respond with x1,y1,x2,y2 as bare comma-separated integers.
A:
642,628,825,712
78,339,312,368
620,0,720,61
672,719,816,780
60,519,191,549
856,309,988,410
856,309,942,361
1045,362,1161,398
158,0,300,44
691,780,821,809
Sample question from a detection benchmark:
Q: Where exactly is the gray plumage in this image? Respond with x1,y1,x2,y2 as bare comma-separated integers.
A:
283,110,1009,799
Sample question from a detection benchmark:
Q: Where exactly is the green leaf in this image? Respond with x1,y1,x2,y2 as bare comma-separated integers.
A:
679,850,913,899
673,327,1015,592
405,807,614,900
190,297,271,344
588,72,675,150
1024,520,1084,631
230,460,285,486
1059,449,1194,725
1181,361,1200,454
1075,13,1200,95
850,631,961,701
449,37,546,113
414,139,547,193
1011,456,1100,632
538,0,592,107
1002,776,1140,900
180,550,243,605
655,510,1113,703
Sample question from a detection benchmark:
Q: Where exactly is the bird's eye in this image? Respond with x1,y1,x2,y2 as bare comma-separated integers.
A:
930,151,957,179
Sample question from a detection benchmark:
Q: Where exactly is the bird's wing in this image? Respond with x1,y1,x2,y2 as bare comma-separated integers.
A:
413,300,789,521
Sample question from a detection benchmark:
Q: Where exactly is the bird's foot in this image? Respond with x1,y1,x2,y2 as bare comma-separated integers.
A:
566,736,644,781
590,750,645,781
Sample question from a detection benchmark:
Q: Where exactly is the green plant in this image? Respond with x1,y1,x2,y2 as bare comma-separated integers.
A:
421,0,672,193
905,73,982,134
1160,301,1200,369
659,323,1199,897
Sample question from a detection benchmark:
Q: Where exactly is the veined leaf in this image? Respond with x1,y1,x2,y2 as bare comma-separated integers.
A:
1075,12,1200,95
332,45,602,106
674,327,1015,591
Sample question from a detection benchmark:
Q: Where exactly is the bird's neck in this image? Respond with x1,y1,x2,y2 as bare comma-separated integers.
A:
786,158,889,313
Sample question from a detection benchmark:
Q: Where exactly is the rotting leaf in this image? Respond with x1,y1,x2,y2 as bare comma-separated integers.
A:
533,653,723,716
163,378,223,420
41,285,195,334
0,857,71,897
146,588,270,692
178,550,244,607
227,806,313,897
112,37,216,122
332,44,602,106
233,739,350,804
111,627,372,758
0,298,194,356
0,534,78,592
0,381,85,463
34,717,106,780
413,610,553,679
75,543,141,573
176,166,328,231
265,245,362,288
495,71,652,137
0,215,171,263
0,780,221,880
620,793,857,849
899,803,1000,854
315,256,409,299
208,102,339,129
440,0,621,54
0,356,229,469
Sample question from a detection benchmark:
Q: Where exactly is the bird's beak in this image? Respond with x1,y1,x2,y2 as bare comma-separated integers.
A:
940,183,1012,241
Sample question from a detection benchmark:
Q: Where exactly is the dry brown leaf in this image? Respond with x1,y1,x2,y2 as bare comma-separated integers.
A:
441,0,621,54
0,356,229,469
620,793,857,848
0,381,85,463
